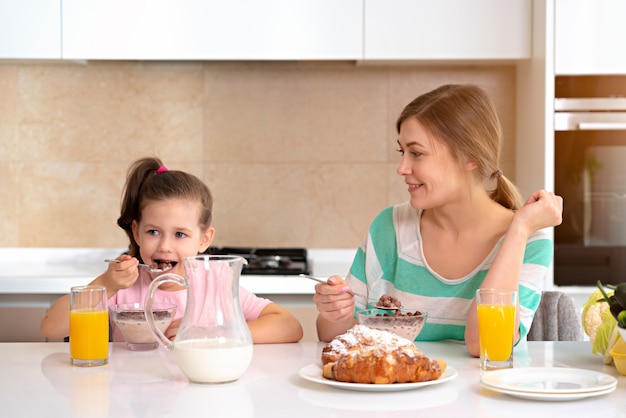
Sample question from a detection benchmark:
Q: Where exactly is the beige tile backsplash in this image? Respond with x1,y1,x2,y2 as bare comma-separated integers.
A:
0,61,516,249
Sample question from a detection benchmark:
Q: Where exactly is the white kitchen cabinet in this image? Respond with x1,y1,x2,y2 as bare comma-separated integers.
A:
62,0,363,60
364,0,531,60
0,0,61,59
555,0,626,75
0,296,59,342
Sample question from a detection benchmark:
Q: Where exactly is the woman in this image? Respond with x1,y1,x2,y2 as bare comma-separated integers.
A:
313,84,562,357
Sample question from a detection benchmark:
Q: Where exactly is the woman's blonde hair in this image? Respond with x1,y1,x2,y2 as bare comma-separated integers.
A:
396,84,523,210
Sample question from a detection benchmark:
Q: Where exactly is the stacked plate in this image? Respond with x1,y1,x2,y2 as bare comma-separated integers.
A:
480,367,617,401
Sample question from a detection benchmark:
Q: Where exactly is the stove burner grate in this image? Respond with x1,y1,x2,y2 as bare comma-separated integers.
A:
203,247,309,275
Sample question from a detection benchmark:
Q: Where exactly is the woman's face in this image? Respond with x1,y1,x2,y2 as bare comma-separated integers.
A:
396,118,471,210
132,198,214,278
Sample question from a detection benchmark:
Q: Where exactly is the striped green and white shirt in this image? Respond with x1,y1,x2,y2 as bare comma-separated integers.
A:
347,202,553,342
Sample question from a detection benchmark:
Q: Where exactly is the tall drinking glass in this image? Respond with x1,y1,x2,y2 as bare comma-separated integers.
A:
476,288,517,371
70,285,109,367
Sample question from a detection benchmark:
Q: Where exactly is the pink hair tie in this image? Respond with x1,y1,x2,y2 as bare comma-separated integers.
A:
156,166,168,174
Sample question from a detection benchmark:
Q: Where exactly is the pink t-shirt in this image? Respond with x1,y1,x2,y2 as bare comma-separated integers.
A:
108,269,271,342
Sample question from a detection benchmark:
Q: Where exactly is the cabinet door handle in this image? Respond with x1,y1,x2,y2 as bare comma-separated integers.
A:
578,122,626,130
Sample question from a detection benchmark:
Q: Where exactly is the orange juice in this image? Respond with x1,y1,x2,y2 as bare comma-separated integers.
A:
477,303,515,361
70,309,109,362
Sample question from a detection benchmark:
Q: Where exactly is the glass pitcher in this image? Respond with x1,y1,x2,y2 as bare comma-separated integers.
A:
145,255,253,384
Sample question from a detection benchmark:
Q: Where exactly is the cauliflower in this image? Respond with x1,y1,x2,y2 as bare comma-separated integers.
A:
582,292,610,343
582,287,623,365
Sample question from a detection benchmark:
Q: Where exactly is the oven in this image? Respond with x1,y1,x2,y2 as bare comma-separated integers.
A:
554,76,626,286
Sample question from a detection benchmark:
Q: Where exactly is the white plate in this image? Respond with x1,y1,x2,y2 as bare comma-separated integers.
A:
298,363,458,392
480,367,617,395
481,384,616,401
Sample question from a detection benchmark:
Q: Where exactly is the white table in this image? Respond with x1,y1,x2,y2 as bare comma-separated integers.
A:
1,340,623,417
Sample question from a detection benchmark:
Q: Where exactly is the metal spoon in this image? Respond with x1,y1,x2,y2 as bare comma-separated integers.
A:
298,274,403,310
298,274,370,303
104,259,173,274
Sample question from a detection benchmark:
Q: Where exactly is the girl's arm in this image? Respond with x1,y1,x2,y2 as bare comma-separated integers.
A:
40,256,140,339
39,293,72,339
247,303,303,343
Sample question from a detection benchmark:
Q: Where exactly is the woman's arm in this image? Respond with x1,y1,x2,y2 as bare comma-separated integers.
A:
464,190,563,356
464,221,528,356
316,314,357,343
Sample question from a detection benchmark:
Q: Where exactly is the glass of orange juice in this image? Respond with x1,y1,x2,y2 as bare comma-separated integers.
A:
70,285,109,367
476,288,517,371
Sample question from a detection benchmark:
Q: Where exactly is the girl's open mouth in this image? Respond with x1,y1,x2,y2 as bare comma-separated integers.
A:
152,260,177,271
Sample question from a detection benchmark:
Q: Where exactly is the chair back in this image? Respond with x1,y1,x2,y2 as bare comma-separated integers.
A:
527,291,584,341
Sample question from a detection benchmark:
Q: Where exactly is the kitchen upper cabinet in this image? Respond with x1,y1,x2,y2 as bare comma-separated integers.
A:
364,0,531,60
62,0,363,60
0,0,61,59
555,0,626,75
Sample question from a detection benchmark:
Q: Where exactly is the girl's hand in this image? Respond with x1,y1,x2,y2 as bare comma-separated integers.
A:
165,318,182,341
103,255,140,292
312,275,356,323
512,189,563,235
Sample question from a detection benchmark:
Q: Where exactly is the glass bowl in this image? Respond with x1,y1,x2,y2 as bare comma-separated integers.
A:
109,303,176,351
356,308,428,341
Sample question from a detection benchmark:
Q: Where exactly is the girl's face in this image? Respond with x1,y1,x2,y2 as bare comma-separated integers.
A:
132,198,214,279
396,118,473,210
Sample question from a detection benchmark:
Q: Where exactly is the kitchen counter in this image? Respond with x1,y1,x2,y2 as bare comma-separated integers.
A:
0,247,356,342
1,340,623,417
0,247,356,295
0,247,596,343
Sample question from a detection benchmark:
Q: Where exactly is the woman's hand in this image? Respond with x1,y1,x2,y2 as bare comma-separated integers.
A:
313,275,359,342
313,276,356,342
512,189,563,235
313,275,356,323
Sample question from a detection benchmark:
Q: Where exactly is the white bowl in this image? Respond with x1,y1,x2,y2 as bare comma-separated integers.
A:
618,325,626,342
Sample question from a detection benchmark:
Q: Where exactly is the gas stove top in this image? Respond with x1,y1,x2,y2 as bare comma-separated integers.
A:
203,247,310,275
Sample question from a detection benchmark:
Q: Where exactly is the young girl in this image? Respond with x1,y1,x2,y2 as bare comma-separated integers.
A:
41,157,303,344
313,84,563,357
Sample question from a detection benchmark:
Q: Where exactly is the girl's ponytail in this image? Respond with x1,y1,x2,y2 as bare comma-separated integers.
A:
117,157,163,257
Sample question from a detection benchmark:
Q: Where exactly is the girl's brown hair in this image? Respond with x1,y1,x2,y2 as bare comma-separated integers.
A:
116,157,213,258
396,84,523,210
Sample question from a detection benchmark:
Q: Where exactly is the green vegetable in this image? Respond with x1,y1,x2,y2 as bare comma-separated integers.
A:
618,310,626,328
597,280,626,324
614,283,626,310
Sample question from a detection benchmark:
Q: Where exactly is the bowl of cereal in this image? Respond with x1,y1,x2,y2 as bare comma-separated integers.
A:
110,303,176,351
356,308,428,341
